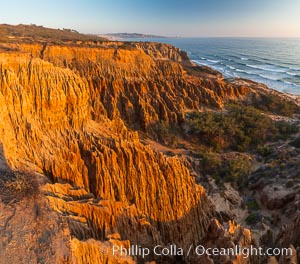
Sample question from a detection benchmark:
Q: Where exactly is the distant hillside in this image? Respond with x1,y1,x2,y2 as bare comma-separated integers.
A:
104,33,167,39
0,24,106,43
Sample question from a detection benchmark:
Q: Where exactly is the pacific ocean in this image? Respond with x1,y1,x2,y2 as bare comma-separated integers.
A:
128,38,300,95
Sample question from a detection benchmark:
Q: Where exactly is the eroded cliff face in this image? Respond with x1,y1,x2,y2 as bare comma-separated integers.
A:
0,40,268,263
133,42,190,61
7,42,250,131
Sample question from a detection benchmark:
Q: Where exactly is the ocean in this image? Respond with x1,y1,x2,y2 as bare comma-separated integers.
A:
129,38,300,95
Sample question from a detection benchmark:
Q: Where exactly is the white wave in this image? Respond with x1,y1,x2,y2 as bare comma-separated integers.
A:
286,71,299,77
258,74,280,81
206,59,219,63
232,68,259,76
241,57,249,61
224,64,236,70
288,66,300,71
193,60,218,68
281,80,300,87
236,69,247,73
192,60,207,66
246,64,286,73
223,71,235,78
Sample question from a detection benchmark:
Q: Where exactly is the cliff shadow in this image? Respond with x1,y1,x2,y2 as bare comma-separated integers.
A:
0,142,38,204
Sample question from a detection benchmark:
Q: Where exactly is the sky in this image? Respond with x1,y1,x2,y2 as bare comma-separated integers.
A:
1,0,300,37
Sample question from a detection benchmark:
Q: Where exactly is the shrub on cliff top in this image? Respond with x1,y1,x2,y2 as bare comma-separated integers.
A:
225,154,252,183
252,94,299,117
187,105,297,152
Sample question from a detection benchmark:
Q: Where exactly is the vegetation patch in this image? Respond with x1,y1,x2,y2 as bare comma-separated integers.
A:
246,199,260,210
252,94,299,117
187,105,298,152
150,121,179,147
245,212,261,225
0,170,37,204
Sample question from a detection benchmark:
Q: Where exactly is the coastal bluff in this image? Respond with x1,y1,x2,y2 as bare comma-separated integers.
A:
0,25,299,263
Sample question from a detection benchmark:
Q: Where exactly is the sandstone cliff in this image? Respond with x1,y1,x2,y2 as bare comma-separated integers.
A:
0,28,298,263
0,41,218,263
5,42,250,132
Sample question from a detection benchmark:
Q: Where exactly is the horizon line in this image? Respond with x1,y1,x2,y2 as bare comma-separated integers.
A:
100,35,300,39
2,23,300,39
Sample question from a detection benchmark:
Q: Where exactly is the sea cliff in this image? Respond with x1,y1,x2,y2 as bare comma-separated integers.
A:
0,25,299,263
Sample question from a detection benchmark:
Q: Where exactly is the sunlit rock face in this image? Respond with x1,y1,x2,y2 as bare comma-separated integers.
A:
0,38,264,263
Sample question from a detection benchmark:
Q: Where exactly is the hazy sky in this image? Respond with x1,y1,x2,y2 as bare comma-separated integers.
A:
1,0,300,37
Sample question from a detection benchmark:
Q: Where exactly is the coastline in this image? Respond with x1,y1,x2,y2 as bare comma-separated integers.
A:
229,77,300,106
178,42,300,107
129,37,300,96
175,41,300,106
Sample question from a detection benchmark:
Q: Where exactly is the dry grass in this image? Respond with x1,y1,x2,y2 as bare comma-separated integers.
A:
0,170,37,204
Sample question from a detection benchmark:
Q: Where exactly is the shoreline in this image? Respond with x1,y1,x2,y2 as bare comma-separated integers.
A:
229,77,300,107
130,37,300,97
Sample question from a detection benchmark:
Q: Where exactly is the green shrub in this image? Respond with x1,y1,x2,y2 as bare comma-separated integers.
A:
245,213,260,225
252,94,299,117
276,121,299,137
188,105,298,152
151,121,179,147
256,145,273,157
198,150,222,173
224,155,252,185
246,200,260,210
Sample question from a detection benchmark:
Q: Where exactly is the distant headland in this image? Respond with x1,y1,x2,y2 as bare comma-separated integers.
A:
101,33,168,39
